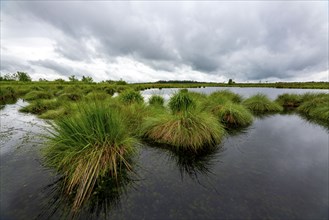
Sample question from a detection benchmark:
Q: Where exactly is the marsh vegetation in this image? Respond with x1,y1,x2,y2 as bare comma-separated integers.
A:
1,80,328,218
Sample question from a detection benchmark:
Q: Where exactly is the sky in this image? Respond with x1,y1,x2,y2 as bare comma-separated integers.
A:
0,1,328,83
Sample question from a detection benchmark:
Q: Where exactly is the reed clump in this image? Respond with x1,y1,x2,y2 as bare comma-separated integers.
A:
168,90,196,113
209,90,243,103
243,94,283,113
24,90,53,101
148,95,165,107
20,99,61,114
275,93,302,108
297,93,329,125
58,92,82,101
44,102,137,212
118,90,144,105
0,86,18,104
84,91,110,101
141,91,225,151
214,102,253,127
141,111,225,152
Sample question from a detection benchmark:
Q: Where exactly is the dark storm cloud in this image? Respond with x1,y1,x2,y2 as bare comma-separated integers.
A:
2,1,328,81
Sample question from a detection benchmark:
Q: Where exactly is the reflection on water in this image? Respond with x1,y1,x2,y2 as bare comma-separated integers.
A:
1,91,328,219
38,171,135,220
144,142,225,181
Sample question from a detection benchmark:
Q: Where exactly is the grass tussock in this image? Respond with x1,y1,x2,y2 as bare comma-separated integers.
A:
24,90,53,101
84,91,110,101
0,86,18,104
275,93,302,107
20,99,61,114
44,102,137,212
297,93,329,125
168,91,196,113
148,95,165,107
58,92,82,101
214,103,253,127
209,90,243,103
243,94,283,113
118,90,144,105
141,111,225,152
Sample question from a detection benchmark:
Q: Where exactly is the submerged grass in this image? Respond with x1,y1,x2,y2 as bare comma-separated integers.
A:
243,94,283,113
43,102,137,212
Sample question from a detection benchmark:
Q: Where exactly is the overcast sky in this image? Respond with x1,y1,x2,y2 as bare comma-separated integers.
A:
1,1,328,82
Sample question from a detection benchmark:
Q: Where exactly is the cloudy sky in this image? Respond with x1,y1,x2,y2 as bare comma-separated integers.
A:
1,1,328,82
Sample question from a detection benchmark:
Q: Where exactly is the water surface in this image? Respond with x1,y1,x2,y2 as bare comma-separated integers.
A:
0,89,328,219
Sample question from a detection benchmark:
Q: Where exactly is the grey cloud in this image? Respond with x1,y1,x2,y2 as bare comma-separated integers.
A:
29,59,86,78
3,1,328,81
0,56,33,74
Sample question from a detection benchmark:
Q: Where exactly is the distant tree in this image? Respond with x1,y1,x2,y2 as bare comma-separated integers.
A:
16,71,32,82
81,75,93,83
228,79,234,85
39,78,48,82
68,75,78,82
116,79,128,85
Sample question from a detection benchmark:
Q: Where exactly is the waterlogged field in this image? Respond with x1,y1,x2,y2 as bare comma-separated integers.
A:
0,86,328,219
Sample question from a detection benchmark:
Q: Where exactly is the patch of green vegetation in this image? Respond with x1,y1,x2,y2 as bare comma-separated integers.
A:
24,90,53,101
20,99,61,114
275,93,302,108
243,94,283,113
58,92,83,101
209,90,243,103
84,91,110,101
168,90,196,113
118,90,144,105
43,102,137,212
148,95,165,107
298,94,329,114
213,102,253,128
0,86,18,105
39,107,69,119
141,111,225,152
